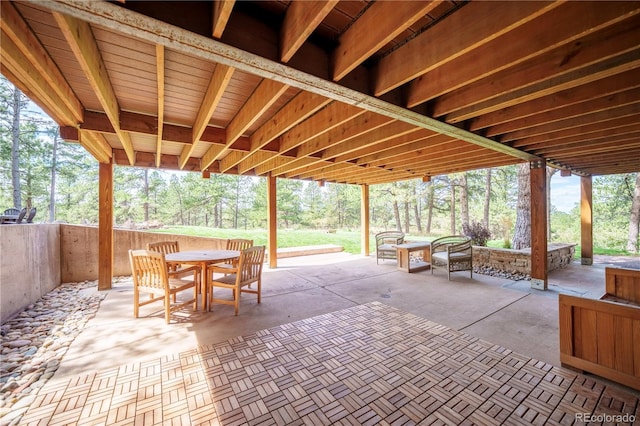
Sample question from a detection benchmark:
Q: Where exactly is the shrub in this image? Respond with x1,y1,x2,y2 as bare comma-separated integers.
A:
462,221,492,246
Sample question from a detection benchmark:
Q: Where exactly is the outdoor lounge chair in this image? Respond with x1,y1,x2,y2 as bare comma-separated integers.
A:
208,245,265,315
375,231,405,264
26,207,36,223
430,235,473,280
13,208,27,224
129,249,200,324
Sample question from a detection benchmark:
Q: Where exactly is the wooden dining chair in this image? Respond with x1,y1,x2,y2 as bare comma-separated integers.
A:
209,238,253,275
208,245,265,315
129,249,200,324
147,241,198,294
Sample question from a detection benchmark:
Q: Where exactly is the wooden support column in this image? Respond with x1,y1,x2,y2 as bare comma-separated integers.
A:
530,160,548,290
98,162,113,290
267,173,277,269
361,184,370,257
580,175,593,265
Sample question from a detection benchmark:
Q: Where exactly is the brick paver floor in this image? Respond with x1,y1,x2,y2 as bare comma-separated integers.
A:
20,302,638,425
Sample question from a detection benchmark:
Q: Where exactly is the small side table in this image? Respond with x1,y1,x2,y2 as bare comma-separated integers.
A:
394,242,431,273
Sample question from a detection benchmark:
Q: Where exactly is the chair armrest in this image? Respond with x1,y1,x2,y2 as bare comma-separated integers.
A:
447,241,472,253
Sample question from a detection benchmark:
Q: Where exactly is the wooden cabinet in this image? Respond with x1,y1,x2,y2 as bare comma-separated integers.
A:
395,242,431,273
559,267,640,391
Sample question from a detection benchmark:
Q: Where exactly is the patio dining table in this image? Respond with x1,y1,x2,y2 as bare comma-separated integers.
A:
165,250,240,311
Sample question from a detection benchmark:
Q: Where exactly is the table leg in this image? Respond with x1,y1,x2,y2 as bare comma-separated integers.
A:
201,262,209,311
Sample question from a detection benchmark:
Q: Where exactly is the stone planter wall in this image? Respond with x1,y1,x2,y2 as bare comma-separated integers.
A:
472,243,576,276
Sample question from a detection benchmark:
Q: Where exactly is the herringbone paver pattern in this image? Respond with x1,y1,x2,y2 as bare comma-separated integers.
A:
20,302,638,425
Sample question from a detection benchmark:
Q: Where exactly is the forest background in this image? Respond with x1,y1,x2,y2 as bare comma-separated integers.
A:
1,77,639,255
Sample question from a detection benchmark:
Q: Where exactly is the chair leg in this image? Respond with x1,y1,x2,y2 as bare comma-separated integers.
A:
164,293,171,324
234,285,240,316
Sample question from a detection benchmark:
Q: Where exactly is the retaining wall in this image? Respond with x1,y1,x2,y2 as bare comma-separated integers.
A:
472,243,576,275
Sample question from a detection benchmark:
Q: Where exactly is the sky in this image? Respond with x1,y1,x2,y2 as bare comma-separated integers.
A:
550,174,580,213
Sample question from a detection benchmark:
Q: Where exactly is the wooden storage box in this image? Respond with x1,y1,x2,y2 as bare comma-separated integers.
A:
558,267,640,391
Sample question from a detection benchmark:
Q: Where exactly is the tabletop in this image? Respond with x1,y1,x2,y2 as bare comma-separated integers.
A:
165,250,240,263
394,241,431,249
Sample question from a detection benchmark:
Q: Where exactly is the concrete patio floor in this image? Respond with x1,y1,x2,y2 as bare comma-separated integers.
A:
22,252,640,424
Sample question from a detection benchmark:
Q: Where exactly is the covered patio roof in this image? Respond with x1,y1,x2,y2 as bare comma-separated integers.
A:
2,0,639,184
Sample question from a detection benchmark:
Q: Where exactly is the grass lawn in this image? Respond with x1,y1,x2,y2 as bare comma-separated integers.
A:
150,227,635,257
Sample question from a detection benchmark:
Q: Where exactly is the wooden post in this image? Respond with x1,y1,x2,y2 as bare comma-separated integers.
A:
361,184,370,257
267,173,277,268
530,161,548,290
580,175,593,265
98,162,113,290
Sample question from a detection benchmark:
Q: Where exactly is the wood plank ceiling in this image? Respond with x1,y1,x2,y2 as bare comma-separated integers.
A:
1,0,639,185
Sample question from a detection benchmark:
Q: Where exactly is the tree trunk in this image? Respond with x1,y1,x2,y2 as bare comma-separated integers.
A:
393,200,402,232
413,186,422,232
143,169,149,222
460,173,469,226
512,163,531,249
484,169,492,228
11,86,22,209
404,201,410,233
450,180,456,234
49,133,58,223
627,172,640,253
426,183,434,233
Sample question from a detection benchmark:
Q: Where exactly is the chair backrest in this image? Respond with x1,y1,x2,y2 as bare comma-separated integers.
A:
14,208,27,224
3,208,20,216
227,238,253,251
236,246,265,287
147,241,180,255
26,207,37,223
129,249,169,291
375,231,405,246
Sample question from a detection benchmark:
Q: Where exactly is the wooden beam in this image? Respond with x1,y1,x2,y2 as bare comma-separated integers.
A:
410,1,640,110
54,12,135,165
226,92,331,172
98,162,113,291
212,0,235,38
79,130,112,164
361,184,370,257
530,161,548,290
333,0,441,81
156,44,165,168
581,176,593,265
280,0,337,63
267,174,277,269
185,63,234,169
44,0,540,165
216,79,289,172
374,1,559,96
0,2,82,124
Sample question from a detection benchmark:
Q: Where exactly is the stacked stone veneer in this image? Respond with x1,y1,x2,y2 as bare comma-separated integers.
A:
472,243,576,275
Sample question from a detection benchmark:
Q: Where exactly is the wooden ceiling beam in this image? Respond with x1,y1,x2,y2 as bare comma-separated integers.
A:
410,1,640,110
79,130,112,164
248,102,366,175
483,82,640,138
54,12,135,165
112,148,202,171
354,134,454,167
44,0,540,166
1,2,82,125
332,129,436,164
155,44,165,168
500,101,640,144
212,1,235,39
221,90,330,172
210,78,288,172
434,18,640,122
536,136,640,157
280,0,337,63
187,63,234,169
0,33,78,127
374,1,559,96
444,49,640,123
332,0,441,82
511,110,640,148
473,69,640,132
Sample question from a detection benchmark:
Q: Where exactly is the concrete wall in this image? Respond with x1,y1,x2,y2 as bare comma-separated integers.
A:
60,224,228,282
0,224,61,322
473,243,576,275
